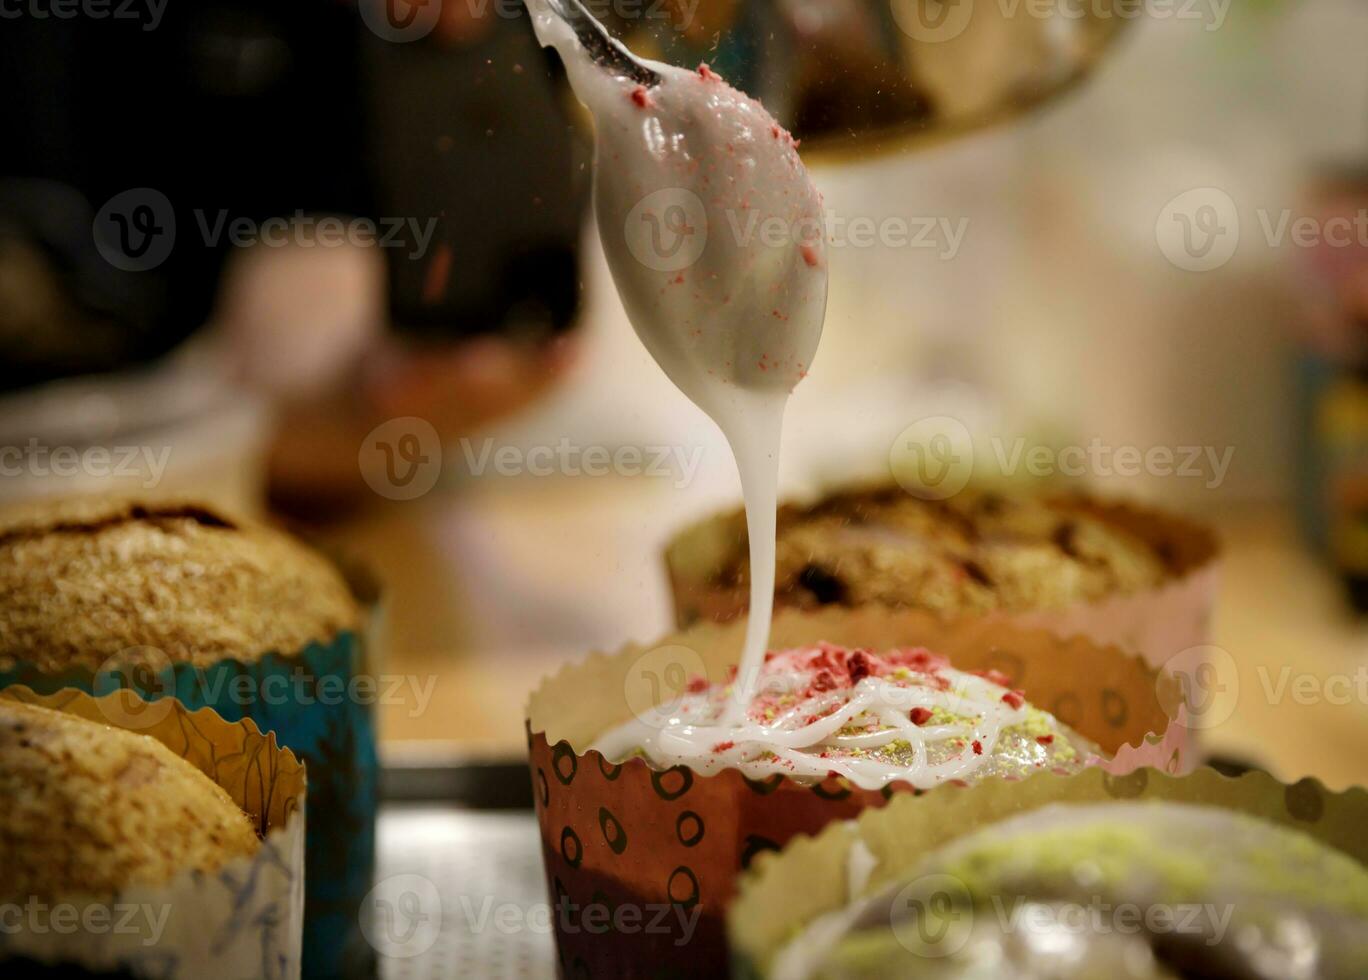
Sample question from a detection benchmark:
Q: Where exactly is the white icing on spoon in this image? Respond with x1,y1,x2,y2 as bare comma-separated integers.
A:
525,1,828,727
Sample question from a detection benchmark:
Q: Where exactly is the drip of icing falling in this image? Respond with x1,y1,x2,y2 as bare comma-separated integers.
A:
524,1,829,725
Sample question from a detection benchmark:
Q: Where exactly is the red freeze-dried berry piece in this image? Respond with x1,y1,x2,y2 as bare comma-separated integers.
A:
697,63,722,82
1036,735,1054,745
974,669,1013,688
972,740,984,755
685,676,709,693
1001,690,1025,710
910,706,933,726
810,670,837,693
848,651,872,684
629,85,651,108
712,741,734,753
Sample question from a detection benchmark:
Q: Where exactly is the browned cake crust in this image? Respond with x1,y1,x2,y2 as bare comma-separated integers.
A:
0,700,260,901
714,485,1172,617
0,497,360,673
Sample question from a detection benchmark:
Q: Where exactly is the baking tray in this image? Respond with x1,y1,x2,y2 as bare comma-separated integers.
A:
376,755,553,980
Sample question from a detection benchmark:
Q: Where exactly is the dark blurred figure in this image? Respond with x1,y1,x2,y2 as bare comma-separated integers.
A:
0,0,588,511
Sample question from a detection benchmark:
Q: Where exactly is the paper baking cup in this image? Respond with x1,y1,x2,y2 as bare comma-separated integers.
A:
0,686,307,979
526,606,1187,977
664,493,1221,673
0,627,378,980
728,765,1368,977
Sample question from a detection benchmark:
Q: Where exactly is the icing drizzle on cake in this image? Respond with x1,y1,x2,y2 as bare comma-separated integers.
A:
595,644,1094,790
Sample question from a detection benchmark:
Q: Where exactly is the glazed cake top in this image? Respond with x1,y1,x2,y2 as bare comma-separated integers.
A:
594,642,1096,790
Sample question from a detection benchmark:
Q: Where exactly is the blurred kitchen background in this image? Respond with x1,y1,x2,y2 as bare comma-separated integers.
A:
1,0,1365,787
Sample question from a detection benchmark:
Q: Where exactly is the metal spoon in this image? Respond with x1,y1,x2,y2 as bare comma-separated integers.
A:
543,0,660,88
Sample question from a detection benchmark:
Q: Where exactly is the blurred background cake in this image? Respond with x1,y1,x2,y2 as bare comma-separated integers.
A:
672,486,1182,621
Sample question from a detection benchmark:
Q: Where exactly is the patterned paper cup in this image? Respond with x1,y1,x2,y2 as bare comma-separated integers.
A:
664,491,1221,674
729,766,1368,978
0,686,307,979
526,606,1188,977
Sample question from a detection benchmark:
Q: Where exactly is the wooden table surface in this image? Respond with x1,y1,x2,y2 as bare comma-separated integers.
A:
348,479,1368,791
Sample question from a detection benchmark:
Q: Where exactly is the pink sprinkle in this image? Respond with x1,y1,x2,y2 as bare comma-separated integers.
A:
697,63,722,82
800,243,821,268
974,669,1013,688
629,86,651,109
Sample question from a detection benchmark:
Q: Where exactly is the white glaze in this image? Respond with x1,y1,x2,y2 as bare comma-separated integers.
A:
525,1,828,725
594,646,1084,790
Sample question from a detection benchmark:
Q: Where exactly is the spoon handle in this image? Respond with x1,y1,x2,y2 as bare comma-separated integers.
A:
545,0,661,87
